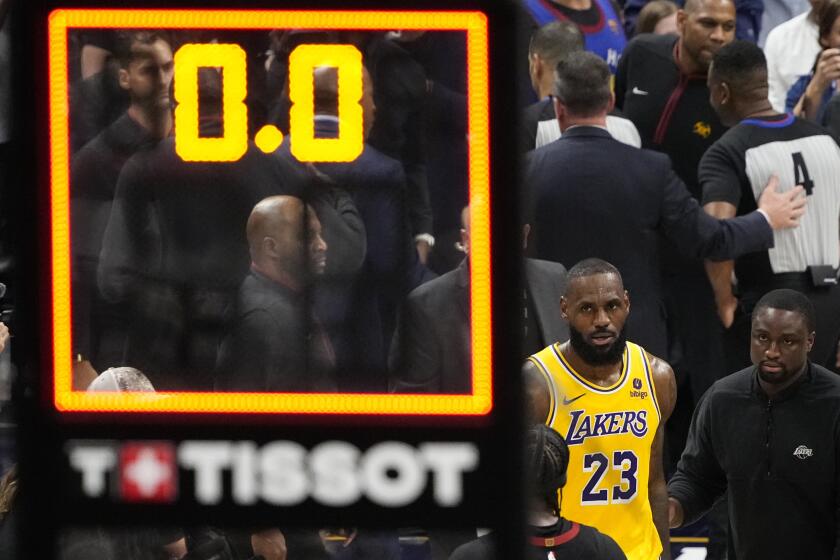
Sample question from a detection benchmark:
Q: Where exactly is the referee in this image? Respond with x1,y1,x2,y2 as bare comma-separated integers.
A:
701,40,840,372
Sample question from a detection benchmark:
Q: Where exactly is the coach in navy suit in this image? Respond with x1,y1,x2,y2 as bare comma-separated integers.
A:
525,51,806,359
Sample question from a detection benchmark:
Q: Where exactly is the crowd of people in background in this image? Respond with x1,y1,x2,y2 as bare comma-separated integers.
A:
0,0,840,557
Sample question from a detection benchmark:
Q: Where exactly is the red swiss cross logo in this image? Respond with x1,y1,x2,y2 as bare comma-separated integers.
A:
118,442,177,503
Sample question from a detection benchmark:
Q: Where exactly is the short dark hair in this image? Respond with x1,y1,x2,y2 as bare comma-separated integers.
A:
710,40,767,94
526,425,569,517
753,289,816,333
113,30,171,68
567,258,623,287
635,0,678,34
529,21,585,67
553,51,612,117
818,0,840,43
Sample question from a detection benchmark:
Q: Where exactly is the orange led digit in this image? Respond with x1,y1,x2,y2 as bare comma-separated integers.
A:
288,44,364,163
174,43,249,162
49,9,491,416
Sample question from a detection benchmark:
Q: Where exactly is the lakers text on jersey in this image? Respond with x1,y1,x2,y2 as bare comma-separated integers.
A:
528,341,662,560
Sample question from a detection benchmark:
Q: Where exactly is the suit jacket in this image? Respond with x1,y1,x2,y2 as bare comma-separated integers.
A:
525,126,774,358
388,258,569,393
309,116,415,391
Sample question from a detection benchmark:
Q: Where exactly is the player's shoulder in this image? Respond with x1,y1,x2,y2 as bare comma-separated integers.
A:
637,347,674,379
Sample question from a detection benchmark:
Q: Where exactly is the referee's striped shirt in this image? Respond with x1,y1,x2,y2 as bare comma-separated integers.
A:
700,113,840,291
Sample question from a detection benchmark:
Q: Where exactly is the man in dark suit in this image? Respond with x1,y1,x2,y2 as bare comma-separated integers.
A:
389,207,569,393
215,196,336,392
525,51,806,359
306,66,423,392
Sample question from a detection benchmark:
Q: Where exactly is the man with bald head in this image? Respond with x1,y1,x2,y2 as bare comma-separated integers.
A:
215,195,337,392
617,0,736,193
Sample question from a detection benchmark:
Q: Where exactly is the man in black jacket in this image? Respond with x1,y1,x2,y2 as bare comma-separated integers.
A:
668,289,840,559
215,196,336,392
71,30,173,378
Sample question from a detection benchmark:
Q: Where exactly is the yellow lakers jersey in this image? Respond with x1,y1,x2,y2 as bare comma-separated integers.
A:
528,341,662,560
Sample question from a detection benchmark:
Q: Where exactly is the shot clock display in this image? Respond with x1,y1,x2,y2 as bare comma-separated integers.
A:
47,10,492,416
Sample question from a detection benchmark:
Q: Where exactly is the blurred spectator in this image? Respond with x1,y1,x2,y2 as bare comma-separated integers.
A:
760,0,810,45
635,0,679,34
520,21,641,152
450,426,626,560
765,0,823,111
71,30,173,379
521,0,626,75
787,0,840,123
526,51,803,359
341,32,434,265
0,322,6,354
701,40,840,372
824,85,840,133
307,66,418,392
390,31,470,273
389,207,568,393
97,70,309,390
215,196,336,392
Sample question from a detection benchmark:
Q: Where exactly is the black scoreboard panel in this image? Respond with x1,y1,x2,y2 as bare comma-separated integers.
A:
10,0,525,558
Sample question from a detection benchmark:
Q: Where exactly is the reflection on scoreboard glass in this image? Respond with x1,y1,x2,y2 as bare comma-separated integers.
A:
48,10,492,416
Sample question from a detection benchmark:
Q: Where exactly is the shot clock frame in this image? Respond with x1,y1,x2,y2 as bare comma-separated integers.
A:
46,9,496,416
13,3,526,556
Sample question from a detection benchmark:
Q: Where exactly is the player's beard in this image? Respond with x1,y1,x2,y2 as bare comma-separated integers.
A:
568,324,627,366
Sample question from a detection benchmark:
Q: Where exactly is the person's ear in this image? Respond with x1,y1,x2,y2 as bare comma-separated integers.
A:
553,96,566,121
720,82,732,105
118,67,131,90
607,90,616,113
676,9,688,34
263,237,277,258
806,332,816,353
624,289,630,313
560,296,569,320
